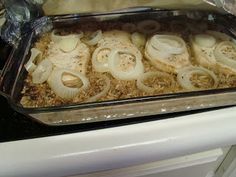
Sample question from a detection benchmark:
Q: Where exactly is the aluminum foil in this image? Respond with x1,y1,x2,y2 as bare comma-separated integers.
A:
0,0,44,47
204,0,236,16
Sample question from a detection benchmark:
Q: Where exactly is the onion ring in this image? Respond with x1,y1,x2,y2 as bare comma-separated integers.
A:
177,66,218,90
146,40,171,59
47,68,89,100
150,35,185,55
84,30,103,46
214,41,236,69
86,75,110,102
24,48,42,73
131,32,146,48
137,71,174,93
51,30,84,52
32,59,53,84
194,34,216,48
92,45,113,72
51,30,83,43
108,48,144,80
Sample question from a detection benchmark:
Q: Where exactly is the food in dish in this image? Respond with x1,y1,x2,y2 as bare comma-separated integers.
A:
20,20,236,108
145,34,191,73
191,31,236,74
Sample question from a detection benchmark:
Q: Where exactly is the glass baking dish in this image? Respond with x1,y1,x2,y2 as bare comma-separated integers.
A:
0,9,236,126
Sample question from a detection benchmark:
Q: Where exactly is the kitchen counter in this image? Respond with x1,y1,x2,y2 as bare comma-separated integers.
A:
1,106,236,177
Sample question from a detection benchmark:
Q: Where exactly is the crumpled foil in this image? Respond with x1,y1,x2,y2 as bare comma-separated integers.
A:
204,0,236,16
0,0,45,47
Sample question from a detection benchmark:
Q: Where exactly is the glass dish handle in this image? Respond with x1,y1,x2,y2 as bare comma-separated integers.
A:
0,33,32,99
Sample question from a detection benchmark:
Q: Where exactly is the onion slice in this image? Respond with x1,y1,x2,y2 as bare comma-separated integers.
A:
32,59,53,84
131,32,146,48
150,35,185,55
146,40,171,59
145,35,186,60
24,48,42,73
92,45,113,72
108,48,144,80
84,30,102,46
177,66,218,90
47,68,89,100
51,30,84,52
137,20,160,35
86,75,110,102
214,41,236,69
137,71,174,93
57,37,80,52
194,34,216,48
51,30,84,43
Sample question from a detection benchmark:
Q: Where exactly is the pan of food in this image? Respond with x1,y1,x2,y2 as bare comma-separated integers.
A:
0,9,236,125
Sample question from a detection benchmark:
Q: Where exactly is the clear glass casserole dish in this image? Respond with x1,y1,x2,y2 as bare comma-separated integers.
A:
0,9,236,126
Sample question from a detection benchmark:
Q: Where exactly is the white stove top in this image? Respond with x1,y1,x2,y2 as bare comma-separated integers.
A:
1,106,236,177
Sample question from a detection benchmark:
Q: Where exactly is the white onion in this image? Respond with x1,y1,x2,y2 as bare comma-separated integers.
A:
47,68,89,100
51,30,84,52
122,23,137,33
92,45,113,72
150,35,185,55
57,37,80,52
137,20,160,35
32,59,53,84
177,66,218,90
194,34,216,48
137,71,174,93
146,40,171,59
131,32,146,48
108,48,144,80
86,75,110,102
214,41,236,69
84,30,103,46
24,48,42,73
145,35,186,60
51,30,84,43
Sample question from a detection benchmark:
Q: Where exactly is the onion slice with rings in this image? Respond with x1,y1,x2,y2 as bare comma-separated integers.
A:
86,75,110,102
108,48,144,80
51,30,84,52
146,40,172,59
137,20,160,35
32,59,53,84
24,48,42,73
131,32,146,48
150,35,185,55
47,68,89,100
194,34,216,48
84,30,102,46
137,71,174,93
51,30,84,43
92,45,113,72
177,66,218,90
213,41,236,69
